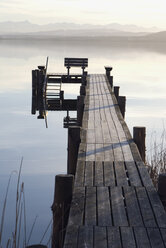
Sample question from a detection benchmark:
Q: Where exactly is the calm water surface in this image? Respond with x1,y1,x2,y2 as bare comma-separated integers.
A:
0,40,166,246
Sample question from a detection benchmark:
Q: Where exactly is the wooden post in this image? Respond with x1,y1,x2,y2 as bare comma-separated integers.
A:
82,75,87,86
67,126,81,175
118,96,126,118
80,85,86,95
158,173,166,209
52,174,74,248
114,86,120,101
105,66,113,88
105,66,112,78
133,127,146,162
77,95,85,126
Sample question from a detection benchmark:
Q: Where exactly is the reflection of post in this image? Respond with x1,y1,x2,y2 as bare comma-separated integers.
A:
133,127,146,162
118,96,126,118
67,127,81,175
77,95,85,126
52,174,74,248
37,66,45,119
31,69,38,114
114,86,120,101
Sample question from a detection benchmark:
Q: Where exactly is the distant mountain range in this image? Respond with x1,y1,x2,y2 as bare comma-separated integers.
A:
0,21,165,41
0,21,160,34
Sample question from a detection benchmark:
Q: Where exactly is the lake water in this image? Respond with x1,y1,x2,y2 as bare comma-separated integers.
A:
0,39,166,246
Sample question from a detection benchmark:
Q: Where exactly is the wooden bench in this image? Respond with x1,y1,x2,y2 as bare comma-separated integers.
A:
64,58,88,76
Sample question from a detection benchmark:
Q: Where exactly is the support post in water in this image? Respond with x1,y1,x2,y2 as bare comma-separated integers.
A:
67,126,81,175
80,84,86,96
158,173,166,209
77,95,85,126
133,126,146,162
52,174,74,248
118,96,126,119
105,66,113,88
114,86,120,101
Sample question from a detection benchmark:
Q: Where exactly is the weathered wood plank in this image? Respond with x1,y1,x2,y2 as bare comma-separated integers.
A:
125,161,142,186
104,161,115,187
133,227,151,248
114,161,128,186
97,186,112,226
147,228,165,248
78,226,93,248
123,186,143,226
111,187,128,226
136,161,154,187
120,227,136,248
146,186,166,228
135,187,157,228
94,226,107,248
68,187,85,226
95,161,104,186
86,143,95,161
63,225,79,248
84,161,93,186
85,187,96,226
75,160,85,187
95,143,105,161
107,227,122,248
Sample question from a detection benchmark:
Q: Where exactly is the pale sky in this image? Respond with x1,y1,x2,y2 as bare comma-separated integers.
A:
0,0,166,28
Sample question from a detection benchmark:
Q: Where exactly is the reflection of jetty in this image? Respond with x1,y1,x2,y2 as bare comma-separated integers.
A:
32,58,166,248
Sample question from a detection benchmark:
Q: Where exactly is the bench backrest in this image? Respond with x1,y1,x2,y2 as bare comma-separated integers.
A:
64,58,88,69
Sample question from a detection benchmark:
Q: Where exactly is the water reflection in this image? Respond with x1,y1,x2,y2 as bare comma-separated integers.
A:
0,40,166,245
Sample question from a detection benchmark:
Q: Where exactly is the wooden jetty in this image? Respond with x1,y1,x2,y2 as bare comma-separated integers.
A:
32,58,166,248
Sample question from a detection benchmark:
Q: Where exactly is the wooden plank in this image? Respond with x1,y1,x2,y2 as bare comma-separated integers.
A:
160,228,166,246
63,225,79,248
135,187,157,228
136,161,154,187
114,161,128,186
104,161,115,187
120,227,136,248
78,142,86,161
94,226,107,248
125,161,142,186
104,143,114,162
147,228,165,248
78,226,93,248
85,187,96,226
111,187,128,226
107,227,122,248
86,143,95,161
94,161,104,186
133,227,151,248
97,187,112,226
86,129,95,143
84,161,93,186
75,160,85,187
95,143,104,161
123,186,143,226
146,186,166,228
68,187,85,226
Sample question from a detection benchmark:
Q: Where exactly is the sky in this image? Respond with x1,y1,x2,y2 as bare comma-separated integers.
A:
0,0,166,29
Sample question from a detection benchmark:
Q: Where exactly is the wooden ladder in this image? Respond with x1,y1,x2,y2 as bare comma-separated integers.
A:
46,75,62,110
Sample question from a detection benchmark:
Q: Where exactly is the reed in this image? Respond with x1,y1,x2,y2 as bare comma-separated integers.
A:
146,128,166,187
